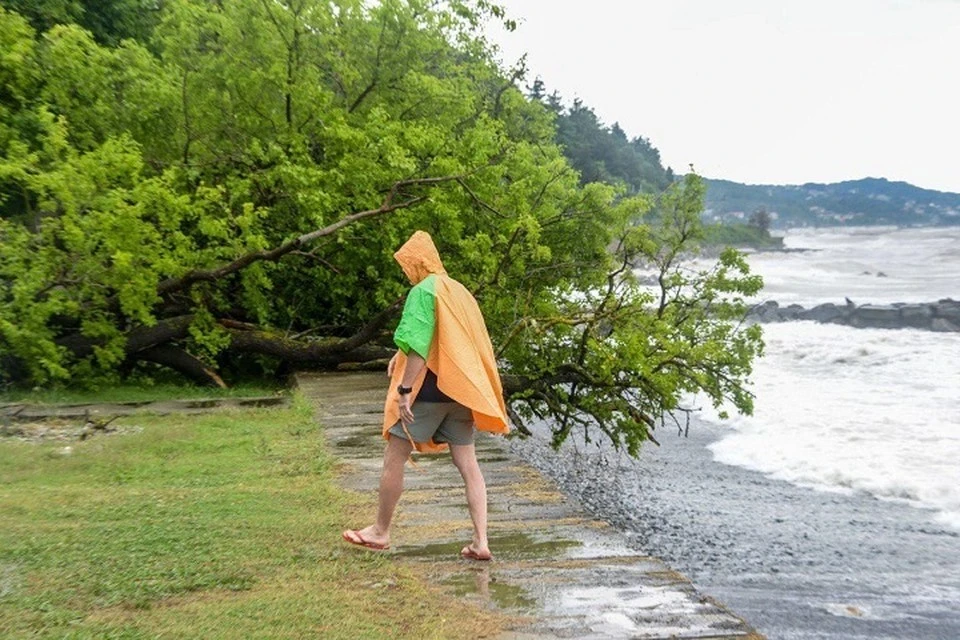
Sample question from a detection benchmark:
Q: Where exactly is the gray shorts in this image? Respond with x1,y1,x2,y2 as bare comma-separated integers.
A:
388,402,475,446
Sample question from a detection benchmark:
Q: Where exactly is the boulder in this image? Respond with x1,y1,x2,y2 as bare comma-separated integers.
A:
744,298,958,332
750,300,782,322
800,303,844,323
899,304,934,329
933,300,960,323
931,318,960,332
852,304,902,329
781,304,805,320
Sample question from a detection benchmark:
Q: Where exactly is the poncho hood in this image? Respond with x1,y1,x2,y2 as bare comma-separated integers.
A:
393,230,447,284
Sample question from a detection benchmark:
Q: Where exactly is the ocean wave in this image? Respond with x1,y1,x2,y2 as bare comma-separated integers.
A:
698,321,960,531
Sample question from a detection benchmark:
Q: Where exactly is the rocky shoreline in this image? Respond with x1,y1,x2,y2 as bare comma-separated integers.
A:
747,298,960,332
505,420,960,640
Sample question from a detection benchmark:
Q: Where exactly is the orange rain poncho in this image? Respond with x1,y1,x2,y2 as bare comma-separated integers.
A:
382,231,510,453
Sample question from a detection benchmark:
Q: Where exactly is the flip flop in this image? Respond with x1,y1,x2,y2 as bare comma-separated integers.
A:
460,545,493,561
342,529,390,551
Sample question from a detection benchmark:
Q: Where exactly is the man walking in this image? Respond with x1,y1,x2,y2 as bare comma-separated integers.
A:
342,231,510,560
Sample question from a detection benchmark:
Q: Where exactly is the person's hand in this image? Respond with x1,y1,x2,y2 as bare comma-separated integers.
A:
387,351,400,377
398,393,415,426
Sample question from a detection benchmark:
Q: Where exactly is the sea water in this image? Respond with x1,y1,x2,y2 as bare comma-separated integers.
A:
692,226,960,530
736,225,959,306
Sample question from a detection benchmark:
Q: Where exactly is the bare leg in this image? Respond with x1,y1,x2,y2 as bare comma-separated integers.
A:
450,443,490,557
344,434,412,547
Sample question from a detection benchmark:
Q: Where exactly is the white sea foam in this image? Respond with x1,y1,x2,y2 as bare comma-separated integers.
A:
690,227,960,529
701,321,960,529
685,226,960,306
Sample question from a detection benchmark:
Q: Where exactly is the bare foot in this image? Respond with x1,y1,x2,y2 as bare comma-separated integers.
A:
460,543,492,561
342,525,390,550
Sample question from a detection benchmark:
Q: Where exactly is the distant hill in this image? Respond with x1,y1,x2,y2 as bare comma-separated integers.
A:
703,177,960,228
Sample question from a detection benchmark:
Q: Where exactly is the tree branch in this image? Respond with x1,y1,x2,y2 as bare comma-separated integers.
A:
57,315,196,359
223,327,394,365
136,345,226,388
156,175,460,298
315,295,405,355
455,177,506,218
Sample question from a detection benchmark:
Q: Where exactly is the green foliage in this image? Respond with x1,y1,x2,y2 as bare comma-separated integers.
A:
500,174,764,453
0,0,162,46
0,2,764,453
702,222,784,250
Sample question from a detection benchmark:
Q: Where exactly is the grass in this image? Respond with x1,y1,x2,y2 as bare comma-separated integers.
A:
0,397,504,639
702,222,785,249
0,382,284,406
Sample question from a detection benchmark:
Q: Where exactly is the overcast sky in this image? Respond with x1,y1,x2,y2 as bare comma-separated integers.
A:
484,0,960,192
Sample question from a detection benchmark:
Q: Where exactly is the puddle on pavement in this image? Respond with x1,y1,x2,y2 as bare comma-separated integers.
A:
334,433,382,449
184,399,219,409
236,397,286,408
441,569,537,611
396,531,581,561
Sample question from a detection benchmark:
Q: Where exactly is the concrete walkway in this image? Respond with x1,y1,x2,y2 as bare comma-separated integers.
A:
297,371,761,640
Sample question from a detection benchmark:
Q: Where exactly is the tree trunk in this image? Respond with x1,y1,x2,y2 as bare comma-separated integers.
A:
136,345,227,388
224,327,394,367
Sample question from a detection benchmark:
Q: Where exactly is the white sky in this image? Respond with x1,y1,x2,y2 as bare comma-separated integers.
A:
484,0,960,192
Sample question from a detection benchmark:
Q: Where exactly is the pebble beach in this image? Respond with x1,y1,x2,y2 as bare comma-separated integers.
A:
508,419,960,640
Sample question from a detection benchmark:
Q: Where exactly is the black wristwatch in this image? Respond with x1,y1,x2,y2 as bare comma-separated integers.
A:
397,385,413,396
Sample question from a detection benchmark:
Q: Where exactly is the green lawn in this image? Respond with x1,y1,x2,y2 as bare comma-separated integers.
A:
0,397,502,639
0,382,284,406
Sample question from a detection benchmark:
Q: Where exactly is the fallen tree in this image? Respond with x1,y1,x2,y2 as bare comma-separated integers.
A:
0,2,763,455
45,175,457,380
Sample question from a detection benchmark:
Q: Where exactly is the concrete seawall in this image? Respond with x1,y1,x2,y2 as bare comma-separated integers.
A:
296,371,761,639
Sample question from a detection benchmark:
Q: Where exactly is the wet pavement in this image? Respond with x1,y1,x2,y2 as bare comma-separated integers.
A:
296,371,760,640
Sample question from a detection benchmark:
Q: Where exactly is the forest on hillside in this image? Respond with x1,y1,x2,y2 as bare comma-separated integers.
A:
526,78,674,195
704,177,960,228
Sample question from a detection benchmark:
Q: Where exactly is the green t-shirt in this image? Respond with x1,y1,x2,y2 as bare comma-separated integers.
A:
393,274,437,359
